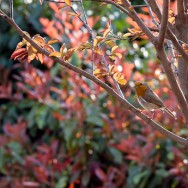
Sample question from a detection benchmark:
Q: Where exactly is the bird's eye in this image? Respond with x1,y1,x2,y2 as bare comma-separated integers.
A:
140,83,142,85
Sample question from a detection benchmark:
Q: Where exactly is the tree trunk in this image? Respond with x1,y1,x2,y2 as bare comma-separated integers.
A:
176,15,188,103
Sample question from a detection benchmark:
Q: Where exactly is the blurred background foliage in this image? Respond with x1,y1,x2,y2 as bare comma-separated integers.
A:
0,0,188,187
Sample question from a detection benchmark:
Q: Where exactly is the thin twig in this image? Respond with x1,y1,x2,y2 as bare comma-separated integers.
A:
9,0,13,19
99,45,124,99
148,0,188,63
177,0,185,18
157,0,169,47
144,0,159,27
78,0,95,74
167,40,178,75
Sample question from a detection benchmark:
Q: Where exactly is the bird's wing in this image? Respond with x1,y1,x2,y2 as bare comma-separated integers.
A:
143,86,164,108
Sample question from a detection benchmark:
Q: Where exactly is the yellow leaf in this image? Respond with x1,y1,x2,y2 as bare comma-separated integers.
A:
28,46,37,63
128,6,134,11
103,28,111,38
49,52,62,58
94,47,102,55
94,36,104,48
111,46,118,53
37,53,45,64
175,54,182,58
64,48,76,61
16,41,26,49
109,65,115,73
67,12,81,17
47,39,60,45
105,40,116,47
113,72,122,80
118,78,126,85
114,53,122,59
94,68,108,78
109,55,116,60
168,17,175,24
60,43,67,55
115,0,123,5
78,41,92,50
65,0,71,6
45,45,55,53
33,35,45,46
123,33,132,37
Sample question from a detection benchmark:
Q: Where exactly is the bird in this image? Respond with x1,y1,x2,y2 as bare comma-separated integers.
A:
134,81,176,119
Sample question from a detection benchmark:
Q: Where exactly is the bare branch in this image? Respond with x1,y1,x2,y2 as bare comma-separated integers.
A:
157,0,169,47
167,40,178,75
147,0,161,20
144,0,159,26
177,0,185,17
156,47,188,123
9,0,13,19
166,28,188,63
1,12,188,145
148,0,188,64
185,0,188,11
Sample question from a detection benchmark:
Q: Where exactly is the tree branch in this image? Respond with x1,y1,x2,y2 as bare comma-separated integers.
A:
148,0,188,64
1,12,188,146
177,0,185,18
9,0,13,19
156,47,188,124
157,0,169,47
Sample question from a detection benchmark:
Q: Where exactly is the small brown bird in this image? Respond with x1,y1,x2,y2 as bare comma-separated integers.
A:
134,81,176,118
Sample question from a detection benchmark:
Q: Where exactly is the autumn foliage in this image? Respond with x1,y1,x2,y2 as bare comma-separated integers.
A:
0,0,188,188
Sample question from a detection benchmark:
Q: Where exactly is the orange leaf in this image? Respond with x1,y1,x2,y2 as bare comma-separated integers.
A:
44,45,55,53
60,43,67,55
109,65,116,73
118,78,126,85
103,28,111,38
93,36,104,48
67,12,81,17
105,40,116,47
111,45,118,52
16,41,26,49
47,39,60,45
33,35,45,46
28,46,37,63
65,0,71,6
49,51,62,58
10,48,27,60
64,48,76,61
94,68,108,78
37,53,45,64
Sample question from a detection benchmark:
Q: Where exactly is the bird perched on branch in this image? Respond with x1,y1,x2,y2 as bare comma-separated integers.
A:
134,81,176,119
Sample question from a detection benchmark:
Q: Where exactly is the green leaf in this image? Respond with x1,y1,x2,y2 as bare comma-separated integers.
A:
133,170,151,185
0,148,5,170
155,169,169,177
55,176,68,188
86,116,103,127
109,147,123,164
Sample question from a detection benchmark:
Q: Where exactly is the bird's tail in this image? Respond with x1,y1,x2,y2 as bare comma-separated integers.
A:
164,108,177,119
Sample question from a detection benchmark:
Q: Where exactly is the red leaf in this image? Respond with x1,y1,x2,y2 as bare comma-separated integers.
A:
10,48,27,60
95,168,107,182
